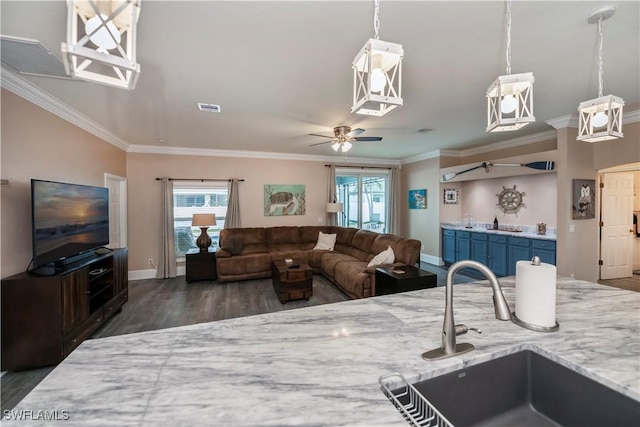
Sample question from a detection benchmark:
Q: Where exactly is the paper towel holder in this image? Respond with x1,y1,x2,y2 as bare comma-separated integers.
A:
511,256,559,332
512,313,559,332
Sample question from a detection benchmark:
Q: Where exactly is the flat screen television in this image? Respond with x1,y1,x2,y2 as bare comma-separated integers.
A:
31,179,109,269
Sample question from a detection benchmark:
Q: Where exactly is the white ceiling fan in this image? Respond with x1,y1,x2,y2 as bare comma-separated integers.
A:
309,126,382,153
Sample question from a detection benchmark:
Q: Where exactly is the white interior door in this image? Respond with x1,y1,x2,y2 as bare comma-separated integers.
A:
104,173,127,249
600,173,634,279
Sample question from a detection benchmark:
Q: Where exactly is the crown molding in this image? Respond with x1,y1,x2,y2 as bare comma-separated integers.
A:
623,109,640,124
546,114,579,129
1,66,130,151
127,144,401,166
399,149,442,165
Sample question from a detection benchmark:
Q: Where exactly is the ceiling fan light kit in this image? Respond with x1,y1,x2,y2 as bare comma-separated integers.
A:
577,7,624,143
351,0,403,117
61,0,141,90
310,126,382,153
486,0,535,133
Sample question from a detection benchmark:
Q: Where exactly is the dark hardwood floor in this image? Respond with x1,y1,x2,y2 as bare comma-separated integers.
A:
598,273,640,292
0,262,474,413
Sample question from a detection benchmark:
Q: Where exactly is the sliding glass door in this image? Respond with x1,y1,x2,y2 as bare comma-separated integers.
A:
335,170,389,232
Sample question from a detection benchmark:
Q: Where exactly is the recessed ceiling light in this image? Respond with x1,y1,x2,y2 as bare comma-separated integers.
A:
156,139,166,143
197,103,221,113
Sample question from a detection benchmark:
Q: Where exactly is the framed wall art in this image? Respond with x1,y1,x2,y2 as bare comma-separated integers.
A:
408,189,427,209
264,184,306,216
443,188,459,204
572,179,595,219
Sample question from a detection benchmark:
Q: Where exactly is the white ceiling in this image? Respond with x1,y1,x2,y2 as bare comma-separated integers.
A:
2,1,639,162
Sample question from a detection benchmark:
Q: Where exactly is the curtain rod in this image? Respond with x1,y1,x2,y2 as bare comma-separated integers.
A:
324,164,393,170
155,178,244,182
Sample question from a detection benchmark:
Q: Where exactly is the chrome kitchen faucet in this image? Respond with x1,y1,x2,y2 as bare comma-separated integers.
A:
423,260,512,360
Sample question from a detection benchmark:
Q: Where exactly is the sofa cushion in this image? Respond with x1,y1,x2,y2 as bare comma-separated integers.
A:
333,227,358,246
300,226,333,243
313,231,336,250
372,234,421,265
334,261,371,299
367,245,395,267
266,227,301,244
351,229,378,253
320,252,360,279
221,237,244,255
216,253,272,277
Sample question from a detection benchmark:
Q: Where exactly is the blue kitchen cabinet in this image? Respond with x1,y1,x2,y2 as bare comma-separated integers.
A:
442,229,456,264
531,239,556,265
508,236,531,276
470,232,488,265
455,230,471,262
488,235,508,277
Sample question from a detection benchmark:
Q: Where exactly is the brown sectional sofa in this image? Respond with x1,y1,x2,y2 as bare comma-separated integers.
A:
215,226,421,299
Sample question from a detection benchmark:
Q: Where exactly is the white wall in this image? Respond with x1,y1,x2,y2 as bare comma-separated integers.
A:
459,173,557,228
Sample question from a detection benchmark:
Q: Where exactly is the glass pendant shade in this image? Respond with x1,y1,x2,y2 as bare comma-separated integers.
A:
62,0,141,90
486,72,535,132
577,95,624,142
352,38,403,117
342,141,353,152
331,142,341,152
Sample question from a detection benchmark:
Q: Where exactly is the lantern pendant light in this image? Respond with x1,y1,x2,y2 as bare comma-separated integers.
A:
486,0,535,132
351,0,403,117
577,7,624,143
62,0,141,90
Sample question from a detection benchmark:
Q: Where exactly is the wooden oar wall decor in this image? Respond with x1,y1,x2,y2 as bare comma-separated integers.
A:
442,161,555,181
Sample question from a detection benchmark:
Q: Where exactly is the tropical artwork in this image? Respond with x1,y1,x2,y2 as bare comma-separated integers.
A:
264,184,306,216
408,189,427,209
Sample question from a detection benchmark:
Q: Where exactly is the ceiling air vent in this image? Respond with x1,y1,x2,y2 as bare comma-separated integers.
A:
197,103,221,113
1,35,73,80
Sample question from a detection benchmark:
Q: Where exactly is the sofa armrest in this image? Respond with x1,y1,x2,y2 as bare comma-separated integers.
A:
216,248,232,258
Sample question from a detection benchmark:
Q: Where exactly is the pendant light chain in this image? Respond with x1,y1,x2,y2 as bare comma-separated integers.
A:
374,0,380,40
505,0,512,75
597,17,604,98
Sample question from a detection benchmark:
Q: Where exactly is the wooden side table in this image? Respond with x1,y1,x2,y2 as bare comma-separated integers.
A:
185,248,217,283
375,265,436,296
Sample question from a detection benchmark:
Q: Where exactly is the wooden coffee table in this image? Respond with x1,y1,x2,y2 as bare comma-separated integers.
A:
271,259,313,303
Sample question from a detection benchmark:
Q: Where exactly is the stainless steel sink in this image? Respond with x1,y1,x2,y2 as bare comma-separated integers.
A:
381,350,640,427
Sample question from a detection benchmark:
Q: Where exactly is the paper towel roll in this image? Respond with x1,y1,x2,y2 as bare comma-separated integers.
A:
515,260,557,328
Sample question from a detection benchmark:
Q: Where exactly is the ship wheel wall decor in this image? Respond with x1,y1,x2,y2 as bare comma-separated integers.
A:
496,185,526,214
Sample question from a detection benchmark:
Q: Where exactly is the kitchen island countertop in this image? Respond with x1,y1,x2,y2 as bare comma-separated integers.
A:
4,277,639,426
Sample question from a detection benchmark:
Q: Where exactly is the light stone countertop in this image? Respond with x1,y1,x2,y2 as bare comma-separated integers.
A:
3,277,638,426
441,222,557,241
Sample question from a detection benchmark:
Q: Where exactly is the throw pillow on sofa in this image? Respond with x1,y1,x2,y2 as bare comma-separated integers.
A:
221,237,244,255
313,231,337,250
367,245,395,267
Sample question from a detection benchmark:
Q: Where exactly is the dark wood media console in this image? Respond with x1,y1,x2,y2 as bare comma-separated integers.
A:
1,248,128,371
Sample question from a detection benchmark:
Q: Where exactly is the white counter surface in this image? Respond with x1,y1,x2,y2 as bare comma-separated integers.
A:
4,277,638,426
442,223,557,241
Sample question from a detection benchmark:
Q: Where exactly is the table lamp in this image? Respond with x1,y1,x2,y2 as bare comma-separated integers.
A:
192,213,217,252
326,203,343,213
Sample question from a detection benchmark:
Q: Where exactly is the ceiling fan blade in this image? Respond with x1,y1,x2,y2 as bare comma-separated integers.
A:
354,136,382,142
308,133,334,139
310,140,336,147
347,128,365,137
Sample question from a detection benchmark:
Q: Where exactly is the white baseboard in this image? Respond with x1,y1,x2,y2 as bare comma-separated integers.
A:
420,253,443,266
128,266,186,281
